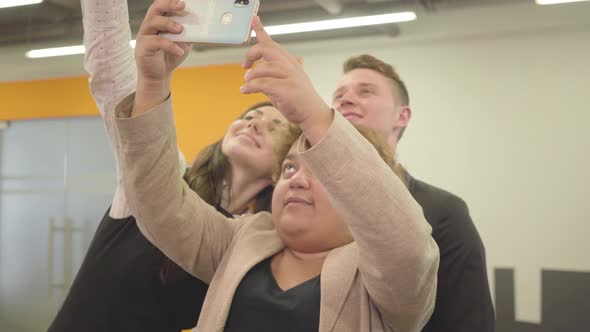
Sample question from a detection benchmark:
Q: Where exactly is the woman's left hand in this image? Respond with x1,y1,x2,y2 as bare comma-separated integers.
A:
241,17,332,140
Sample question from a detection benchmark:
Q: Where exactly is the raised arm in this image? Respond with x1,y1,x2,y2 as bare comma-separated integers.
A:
82,0,136,118
81,0,137,217
241,18,439,332
302,113,439,332
114,93,240,284
111,0,239,283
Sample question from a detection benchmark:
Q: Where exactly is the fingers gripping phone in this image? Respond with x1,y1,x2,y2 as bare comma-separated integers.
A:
162,0,260,45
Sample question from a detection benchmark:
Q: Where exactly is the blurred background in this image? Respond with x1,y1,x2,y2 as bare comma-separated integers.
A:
0,0,589,331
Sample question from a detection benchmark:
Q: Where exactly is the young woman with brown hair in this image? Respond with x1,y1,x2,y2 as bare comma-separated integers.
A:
48,1,292,331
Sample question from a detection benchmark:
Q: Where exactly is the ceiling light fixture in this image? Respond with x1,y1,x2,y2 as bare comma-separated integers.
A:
26,41,135,59
252,12,417,37
535,0,590,5
0,0,43,9
26,11,417,58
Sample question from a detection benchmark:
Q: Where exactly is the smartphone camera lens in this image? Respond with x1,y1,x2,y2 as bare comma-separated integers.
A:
234,0,249,7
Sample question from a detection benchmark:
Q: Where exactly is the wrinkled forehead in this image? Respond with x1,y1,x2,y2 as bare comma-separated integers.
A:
335,68,392,92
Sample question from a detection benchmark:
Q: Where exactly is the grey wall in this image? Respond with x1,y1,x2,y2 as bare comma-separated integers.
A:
1,118,590,332
0,117,116,332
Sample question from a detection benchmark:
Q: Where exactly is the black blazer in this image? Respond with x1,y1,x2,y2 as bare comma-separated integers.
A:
408,175,495,332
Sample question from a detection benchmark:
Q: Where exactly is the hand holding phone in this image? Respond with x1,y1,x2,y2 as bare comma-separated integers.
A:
132,0,191,117
161,0,260,45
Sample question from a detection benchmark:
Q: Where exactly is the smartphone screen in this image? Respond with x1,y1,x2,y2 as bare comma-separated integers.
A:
162,0,260,45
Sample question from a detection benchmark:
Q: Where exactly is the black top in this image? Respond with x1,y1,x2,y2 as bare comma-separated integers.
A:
224,258,321,332
48,207,232,332
407,175,495,332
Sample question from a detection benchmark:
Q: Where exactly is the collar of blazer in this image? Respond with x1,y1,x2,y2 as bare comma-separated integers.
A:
198,216,360,332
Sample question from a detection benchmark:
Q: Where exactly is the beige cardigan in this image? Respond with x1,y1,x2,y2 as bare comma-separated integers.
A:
114,93,440,332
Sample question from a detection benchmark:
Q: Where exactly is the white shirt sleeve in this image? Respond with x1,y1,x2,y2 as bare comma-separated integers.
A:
82,0,136,218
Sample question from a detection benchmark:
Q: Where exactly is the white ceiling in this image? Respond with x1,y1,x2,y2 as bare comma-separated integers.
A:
0,0,589,82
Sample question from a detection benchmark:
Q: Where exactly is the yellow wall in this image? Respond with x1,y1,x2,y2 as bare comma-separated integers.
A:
171,64,266,161
0,76,98,119
0,63,266,161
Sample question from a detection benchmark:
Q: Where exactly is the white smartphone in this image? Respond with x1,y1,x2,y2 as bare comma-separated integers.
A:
162,0,260,45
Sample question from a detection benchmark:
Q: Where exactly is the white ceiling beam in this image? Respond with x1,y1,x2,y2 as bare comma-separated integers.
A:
313,0,343,15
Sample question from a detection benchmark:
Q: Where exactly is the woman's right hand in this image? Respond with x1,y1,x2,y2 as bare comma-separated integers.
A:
133,0,192,116
241,17,333,145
